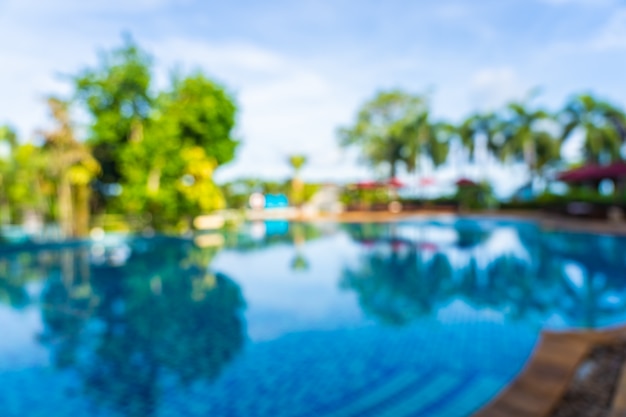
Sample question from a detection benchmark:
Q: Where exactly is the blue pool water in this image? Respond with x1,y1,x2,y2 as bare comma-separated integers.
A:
1,217,626,416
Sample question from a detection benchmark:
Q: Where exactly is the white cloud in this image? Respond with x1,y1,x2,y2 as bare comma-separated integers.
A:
2,0,625,187
150,38,362,181
590,8,626,50
468,67,530,111
151,39,287,78
538,0,615,5
2,0,179,14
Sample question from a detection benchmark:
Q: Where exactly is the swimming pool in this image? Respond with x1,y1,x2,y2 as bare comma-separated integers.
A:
1,217,625,416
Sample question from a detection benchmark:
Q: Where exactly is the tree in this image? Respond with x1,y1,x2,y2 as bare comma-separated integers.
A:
287,154,307,206
72,37,237,228
498,101,561,181
0,125,18,224
0,125,51,226
39,97,100,237
73,35,153,206
338,90,444,178
458,111,502,173
0,125,17,150
162,73,238,165
559,94,626,164
288,154,307,176
117,72,234,230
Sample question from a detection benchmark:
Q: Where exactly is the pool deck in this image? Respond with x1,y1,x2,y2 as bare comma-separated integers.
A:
474,326,626,417
296,209,626,235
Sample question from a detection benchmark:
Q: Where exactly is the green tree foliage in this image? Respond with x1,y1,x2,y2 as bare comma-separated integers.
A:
288,154,307,174
458,112,501,164
73,35,153,187
287,154,307,206
559,94,626,164
0,125,51,225
455,181,498,210
498,101,561,179
39,97,100,237
338,90,449,178
0,125,18,224
117,74,235,229
0,124,17,149
71,38,237,229
163,73,238,165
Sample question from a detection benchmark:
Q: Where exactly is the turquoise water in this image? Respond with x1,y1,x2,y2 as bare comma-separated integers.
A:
1,217,626,416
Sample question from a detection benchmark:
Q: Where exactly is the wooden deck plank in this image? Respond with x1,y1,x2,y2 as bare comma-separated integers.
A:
474,326,626,417
610,362,626,417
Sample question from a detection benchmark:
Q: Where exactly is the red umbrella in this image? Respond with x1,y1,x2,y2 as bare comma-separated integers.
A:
353,180,378,189
557,162,626,183
385,178,405,188
456,178,477,187
353,178,406,189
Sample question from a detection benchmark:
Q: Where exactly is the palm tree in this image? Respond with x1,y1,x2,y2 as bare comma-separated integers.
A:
559,94,626,164
400,117,453,198
401,114,452,175
288,154,307,176
498,101,561,184
287,154,307,206
40,97,100,237
458,112,502,179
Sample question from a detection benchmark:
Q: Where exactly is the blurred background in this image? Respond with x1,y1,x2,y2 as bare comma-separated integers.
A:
1,0,626,237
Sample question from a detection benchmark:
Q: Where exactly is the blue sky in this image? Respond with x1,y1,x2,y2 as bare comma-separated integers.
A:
1,0,625,194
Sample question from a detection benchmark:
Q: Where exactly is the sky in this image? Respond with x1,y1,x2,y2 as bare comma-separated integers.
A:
1,0,626,196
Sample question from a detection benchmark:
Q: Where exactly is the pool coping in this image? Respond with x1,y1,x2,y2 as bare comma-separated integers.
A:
474,325,626,417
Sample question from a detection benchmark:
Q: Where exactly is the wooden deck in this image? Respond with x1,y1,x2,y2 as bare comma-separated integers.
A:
474,327,626,417
610,360,626,417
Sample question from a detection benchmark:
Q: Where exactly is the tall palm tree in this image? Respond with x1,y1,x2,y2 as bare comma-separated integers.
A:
498,101,561,183
288,154,307,175
401,114,452,176
287,154,307,206
458,112,502,179
40,97,100,237
559,94,626,164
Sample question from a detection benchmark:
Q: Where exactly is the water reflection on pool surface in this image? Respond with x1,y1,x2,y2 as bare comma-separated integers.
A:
1,217,626,416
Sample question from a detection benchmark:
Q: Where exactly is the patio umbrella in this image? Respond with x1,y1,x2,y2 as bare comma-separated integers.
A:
385,178,405,188
353,180,379,189
456,178,477,187
557,162,626,183
419,177,436,187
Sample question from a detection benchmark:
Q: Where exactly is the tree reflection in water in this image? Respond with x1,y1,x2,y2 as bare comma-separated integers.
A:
37,238,246,416
342,221,626,328
0,255,31,308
